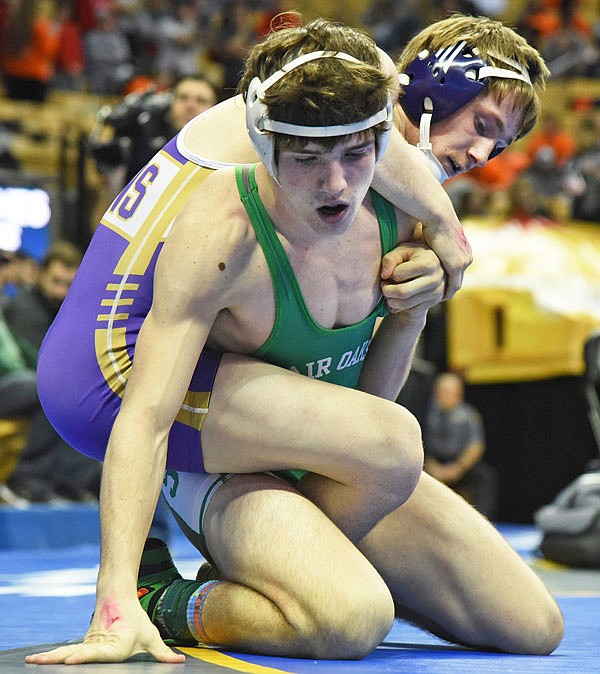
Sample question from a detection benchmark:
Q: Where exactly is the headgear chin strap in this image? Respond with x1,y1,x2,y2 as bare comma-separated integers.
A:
398,41,532,182
246,50,393,182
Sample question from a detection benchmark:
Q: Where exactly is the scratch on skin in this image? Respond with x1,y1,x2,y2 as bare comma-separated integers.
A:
99,598,122,628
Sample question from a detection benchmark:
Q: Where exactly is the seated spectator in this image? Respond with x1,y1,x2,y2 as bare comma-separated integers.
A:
361,0,426,57
423,373,498,519
502,174,556,226
571,109,600,223
0,303,37,421
154,2,206,82
0,250,17,308
520,143,583,220
4,240,81,355
0,250,40,303
3,240,102,502
53,0,85,91
517,0,592,48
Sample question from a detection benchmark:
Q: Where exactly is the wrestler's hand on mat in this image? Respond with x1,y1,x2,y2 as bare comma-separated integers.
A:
24,598,185,665
380,243,446,315
420,214,472,301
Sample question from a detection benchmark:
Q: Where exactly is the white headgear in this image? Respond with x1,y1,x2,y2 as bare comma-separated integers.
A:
246,50,393,181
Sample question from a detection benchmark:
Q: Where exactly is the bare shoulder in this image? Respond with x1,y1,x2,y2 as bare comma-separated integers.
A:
181,95,258,165
157,167,257,303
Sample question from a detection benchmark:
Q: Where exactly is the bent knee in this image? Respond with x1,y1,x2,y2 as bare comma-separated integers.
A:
294,579,394,659
360,400,423,502
517,600,564,655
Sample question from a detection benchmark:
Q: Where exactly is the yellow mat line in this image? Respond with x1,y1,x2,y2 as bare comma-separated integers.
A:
178,648,292,673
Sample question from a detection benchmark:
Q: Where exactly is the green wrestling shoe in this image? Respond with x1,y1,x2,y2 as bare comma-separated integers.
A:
138,538,212,645
137,538,182,625
196,561,221,582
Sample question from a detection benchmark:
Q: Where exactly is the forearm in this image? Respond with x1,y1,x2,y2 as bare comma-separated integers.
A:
455,442,485,475
372,130,471,299
358,311,426,400
372,131,459,231
96,415,168,603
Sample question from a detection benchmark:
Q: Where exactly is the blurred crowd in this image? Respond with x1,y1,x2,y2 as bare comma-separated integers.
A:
1,0,599,226
0,0,298,100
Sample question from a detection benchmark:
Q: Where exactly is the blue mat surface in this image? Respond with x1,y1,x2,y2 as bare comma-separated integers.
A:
0,505,598,673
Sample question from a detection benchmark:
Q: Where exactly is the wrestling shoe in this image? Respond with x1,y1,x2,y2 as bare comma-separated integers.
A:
138,538,215,645
137,538,182,627
196,561,221,582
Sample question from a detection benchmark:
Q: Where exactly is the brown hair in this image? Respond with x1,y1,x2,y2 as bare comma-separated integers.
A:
239,18,394,131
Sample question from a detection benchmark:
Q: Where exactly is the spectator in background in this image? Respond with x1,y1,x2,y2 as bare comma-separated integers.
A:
89,73,220,223
424,372,498,519
517,0,592,49
362,0,426,57
83,5,133,95
209,0,260,94
0,0,60,102
0,250,39,302
525,113,577,168
0,250,17,308
3,240,81,356
3,240,102,502
571,108,600,223
502,173,555,226
154,1,206,82
53,0,85,91
520,143,584,221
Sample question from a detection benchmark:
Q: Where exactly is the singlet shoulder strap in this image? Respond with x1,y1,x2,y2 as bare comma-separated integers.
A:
370,189,397,258
235,164,297,317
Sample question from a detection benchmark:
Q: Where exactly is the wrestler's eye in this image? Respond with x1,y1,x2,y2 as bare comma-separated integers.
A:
346,146,372,160
294,155,317,164
474,116,490,136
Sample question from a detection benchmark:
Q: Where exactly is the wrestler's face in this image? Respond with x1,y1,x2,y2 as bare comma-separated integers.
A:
403,92,523,179
170,79,217,131
276,132,377,235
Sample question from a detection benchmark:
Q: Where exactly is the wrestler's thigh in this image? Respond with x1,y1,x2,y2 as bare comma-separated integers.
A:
201,353,418,481
203,472,394,639
358,472,563,654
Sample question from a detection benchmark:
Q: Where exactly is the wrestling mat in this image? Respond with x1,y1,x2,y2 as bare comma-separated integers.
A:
1,525,599,674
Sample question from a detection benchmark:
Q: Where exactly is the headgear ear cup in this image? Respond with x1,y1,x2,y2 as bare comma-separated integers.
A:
400,43,488,124
246,76,275,175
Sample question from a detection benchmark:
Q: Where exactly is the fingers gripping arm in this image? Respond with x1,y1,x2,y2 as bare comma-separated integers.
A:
359,243,445,400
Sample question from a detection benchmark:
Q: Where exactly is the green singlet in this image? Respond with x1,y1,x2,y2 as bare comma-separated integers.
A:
236,164,398,484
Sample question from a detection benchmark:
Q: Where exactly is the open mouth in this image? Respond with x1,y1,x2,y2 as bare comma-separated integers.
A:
318,204,347,216
448,158,462,176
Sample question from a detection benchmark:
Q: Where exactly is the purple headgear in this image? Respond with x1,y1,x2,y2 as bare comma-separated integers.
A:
398,41,531,180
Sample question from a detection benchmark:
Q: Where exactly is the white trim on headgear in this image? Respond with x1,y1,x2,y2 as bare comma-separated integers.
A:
246,50,393,181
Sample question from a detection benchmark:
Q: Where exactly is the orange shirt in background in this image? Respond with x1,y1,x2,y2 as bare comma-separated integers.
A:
1,18,59,83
